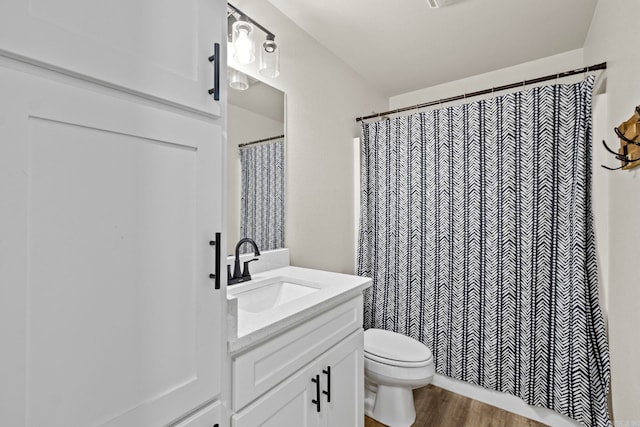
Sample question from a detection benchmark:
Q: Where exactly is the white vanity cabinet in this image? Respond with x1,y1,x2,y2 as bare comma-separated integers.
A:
230,296,365,427
0,1,228,426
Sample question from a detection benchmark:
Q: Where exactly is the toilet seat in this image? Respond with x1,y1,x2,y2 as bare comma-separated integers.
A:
364,329,432,368
365,351,432,368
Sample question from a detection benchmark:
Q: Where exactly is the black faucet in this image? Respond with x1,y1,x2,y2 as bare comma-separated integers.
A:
228,238,261,285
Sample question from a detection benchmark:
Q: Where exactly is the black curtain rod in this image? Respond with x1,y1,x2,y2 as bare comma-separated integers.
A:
356,62,607,123
238,134,285,148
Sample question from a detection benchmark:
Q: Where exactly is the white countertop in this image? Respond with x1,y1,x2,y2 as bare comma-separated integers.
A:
227,266,372,353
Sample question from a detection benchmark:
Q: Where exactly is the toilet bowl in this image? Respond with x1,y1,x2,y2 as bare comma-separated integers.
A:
364,329,434,427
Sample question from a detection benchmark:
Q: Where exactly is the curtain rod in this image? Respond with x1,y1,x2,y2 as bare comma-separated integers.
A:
356,62,607,123
238,134,285,148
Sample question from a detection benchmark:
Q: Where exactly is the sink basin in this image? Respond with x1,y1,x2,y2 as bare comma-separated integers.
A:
232,278,320,313
226,266,373,346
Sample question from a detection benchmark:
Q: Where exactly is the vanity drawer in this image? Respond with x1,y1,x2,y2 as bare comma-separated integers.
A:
232,295,363,411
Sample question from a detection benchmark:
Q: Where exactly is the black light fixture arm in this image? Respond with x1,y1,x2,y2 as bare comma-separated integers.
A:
228,2,276,40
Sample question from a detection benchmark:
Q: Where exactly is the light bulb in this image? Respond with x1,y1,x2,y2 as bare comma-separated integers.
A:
232,20,255,64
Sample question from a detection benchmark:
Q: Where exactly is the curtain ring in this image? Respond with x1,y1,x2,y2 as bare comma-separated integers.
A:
555,73,560,86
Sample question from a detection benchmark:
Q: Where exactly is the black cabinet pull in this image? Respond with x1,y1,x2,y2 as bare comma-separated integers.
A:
209,232,221,289
322,366,331,403
311,374,321,413
207,43,220,101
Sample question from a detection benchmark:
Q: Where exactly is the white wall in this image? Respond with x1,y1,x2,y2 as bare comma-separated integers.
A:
389,49,585,108
584,1,640,424
228,0,388,274
227,103,284,255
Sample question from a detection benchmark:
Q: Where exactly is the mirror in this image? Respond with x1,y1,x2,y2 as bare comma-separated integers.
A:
227,68,286,256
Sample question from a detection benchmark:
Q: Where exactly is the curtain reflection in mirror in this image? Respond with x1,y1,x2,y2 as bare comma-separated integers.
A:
239,137,285,253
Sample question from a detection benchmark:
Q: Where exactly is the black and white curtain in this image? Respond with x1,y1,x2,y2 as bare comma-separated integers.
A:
358,77,610,427
239,138,285,252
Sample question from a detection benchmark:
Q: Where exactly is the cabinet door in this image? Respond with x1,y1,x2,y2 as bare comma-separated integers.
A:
173,401,222,427
318,331,364,427
0,0,224,116
0,61,224,427
232,362,319,427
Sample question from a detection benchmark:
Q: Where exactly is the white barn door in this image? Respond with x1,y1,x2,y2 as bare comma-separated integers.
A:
0,1,227,426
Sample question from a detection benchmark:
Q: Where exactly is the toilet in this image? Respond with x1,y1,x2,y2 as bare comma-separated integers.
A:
364,328,434,427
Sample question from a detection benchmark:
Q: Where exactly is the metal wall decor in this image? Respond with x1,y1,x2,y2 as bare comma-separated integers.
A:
602,106,640,171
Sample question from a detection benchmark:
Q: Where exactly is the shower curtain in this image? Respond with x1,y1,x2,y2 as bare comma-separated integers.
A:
239,138,285,252
357,77,610,427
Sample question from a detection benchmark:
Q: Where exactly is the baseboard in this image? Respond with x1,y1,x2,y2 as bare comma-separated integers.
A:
432,374,582,427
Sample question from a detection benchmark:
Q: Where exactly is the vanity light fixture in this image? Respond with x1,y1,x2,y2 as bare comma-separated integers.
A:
228,2,280,79
229,68,250,90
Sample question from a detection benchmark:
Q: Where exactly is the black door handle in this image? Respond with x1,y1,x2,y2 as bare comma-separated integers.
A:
322,366,331,403
311,374,321,412
209,232,221,289
208,43,220,101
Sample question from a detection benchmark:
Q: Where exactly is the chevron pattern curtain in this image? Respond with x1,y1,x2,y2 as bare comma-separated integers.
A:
358,77,610,427
239,138,285,253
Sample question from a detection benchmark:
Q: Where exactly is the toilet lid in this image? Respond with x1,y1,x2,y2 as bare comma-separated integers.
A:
364,329,432,367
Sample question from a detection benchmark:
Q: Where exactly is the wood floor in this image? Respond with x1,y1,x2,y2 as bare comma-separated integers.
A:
364,385,549,427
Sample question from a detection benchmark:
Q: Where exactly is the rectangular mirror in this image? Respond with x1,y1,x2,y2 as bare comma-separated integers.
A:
227,68,286,255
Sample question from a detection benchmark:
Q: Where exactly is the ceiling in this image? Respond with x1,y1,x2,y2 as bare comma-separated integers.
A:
266,0,598,97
